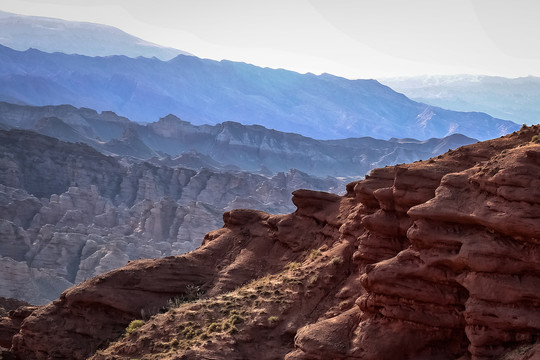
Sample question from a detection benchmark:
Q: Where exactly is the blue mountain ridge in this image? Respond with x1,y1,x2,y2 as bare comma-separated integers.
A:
0,45,519,141
0,101,478,178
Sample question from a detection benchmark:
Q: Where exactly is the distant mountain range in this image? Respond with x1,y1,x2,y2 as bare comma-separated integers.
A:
381,75,540,126
0,102,478,178
0,10,189,60
0,45,518,141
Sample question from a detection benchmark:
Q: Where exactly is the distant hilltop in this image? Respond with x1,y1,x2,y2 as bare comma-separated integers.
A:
0,10,190,60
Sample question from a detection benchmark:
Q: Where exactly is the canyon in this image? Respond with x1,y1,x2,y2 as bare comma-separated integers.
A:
1,124,538,359
0,129,343,305
0,100,478,306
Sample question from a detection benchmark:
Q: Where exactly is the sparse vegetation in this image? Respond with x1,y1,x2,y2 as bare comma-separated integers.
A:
329,255,344,266
310,249,321,259
285,261,301,270
163,284,204,311
307,274,319,286
267,316,280,326
125,319,145,335
532,134,540,144
208,322,221,332
96,258,315,358
228,310,244,325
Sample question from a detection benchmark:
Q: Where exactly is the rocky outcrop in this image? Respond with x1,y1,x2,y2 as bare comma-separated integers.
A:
3,125,539,359
0,129,344,305
0,297,33,353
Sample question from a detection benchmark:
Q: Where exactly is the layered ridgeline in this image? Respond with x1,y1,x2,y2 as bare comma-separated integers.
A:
0,129,343,305
2,125,539,360
381,74,540,126
0,10,189,60
0,102,478,178
0,45,519,141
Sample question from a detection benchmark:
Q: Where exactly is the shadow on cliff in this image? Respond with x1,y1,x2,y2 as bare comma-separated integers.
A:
2,125,540,360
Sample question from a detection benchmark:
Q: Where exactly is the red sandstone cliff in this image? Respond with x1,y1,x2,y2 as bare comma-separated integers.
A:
2,125,540,360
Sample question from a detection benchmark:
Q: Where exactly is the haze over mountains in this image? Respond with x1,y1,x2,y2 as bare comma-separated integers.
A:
382,74,540,126
0,10,189,60
0,44,519,141
0,102,478,178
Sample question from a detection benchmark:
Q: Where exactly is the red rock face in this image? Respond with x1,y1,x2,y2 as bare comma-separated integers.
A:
0,297,33,350
351,133,540,360
3,125,540,360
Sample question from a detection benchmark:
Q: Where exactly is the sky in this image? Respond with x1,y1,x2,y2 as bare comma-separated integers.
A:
1,0,540,79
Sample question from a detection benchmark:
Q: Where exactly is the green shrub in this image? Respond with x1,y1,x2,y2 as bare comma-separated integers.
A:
532,134,540,143
229,313,244,325
126,319,145,334
181,325,201,339
310,249,321,259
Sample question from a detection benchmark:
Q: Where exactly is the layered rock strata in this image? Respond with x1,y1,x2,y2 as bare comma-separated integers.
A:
0,129,343,304
2,125,540,359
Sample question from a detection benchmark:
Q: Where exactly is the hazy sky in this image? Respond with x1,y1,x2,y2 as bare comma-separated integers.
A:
2,0,540,79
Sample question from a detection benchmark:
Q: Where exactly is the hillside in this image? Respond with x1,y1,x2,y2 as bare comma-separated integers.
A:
0,45,519,141
0,102,478,178
0,10,189,60
2,125,539,360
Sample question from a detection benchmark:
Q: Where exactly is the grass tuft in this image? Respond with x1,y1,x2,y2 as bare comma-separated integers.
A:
267,316,280,326
329,255,344,266
285,261,301,270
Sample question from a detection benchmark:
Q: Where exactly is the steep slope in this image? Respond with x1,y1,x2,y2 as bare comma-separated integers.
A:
0,129,343,305
381,74,540,126
0,102,478,177
0,45,519,140
3,125,539,360
0,10,189,60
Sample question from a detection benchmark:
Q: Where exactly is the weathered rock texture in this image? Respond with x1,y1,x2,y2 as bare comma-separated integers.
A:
0,129,343,305
3,125,540,360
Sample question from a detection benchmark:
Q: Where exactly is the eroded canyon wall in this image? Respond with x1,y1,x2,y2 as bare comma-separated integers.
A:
2,125,540,360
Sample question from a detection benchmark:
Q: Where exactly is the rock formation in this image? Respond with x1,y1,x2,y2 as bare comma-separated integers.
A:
0,129,343,305
2,125,539,359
